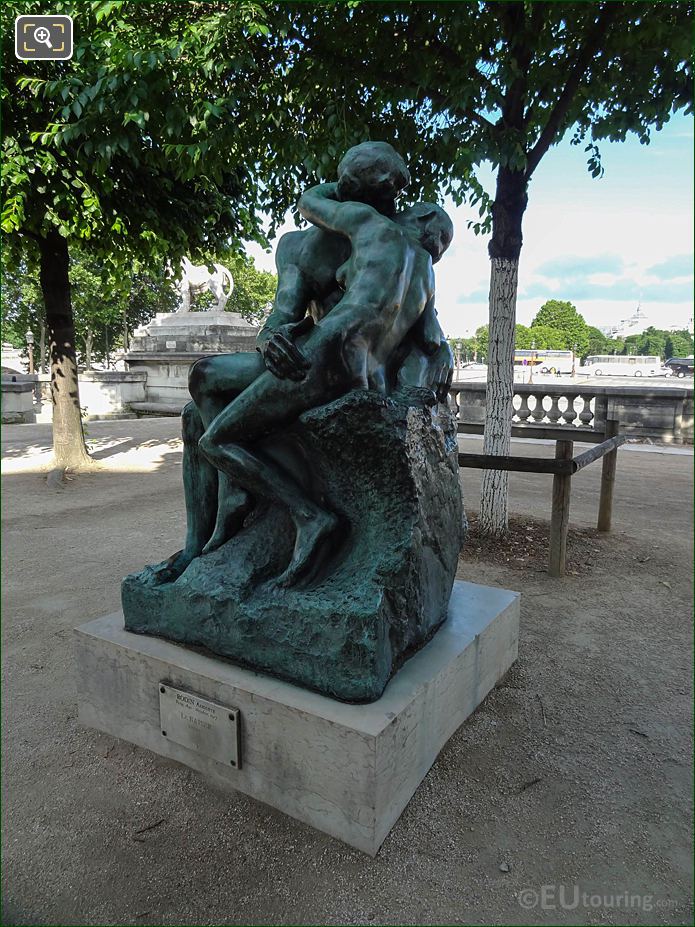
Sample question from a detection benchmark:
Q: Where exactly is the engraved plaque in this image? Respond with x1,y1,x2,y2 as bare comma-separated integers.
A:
158,683,240,768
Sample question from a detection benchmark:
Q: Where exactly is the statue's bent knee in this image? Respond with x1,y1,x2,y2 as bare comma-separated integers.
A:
188,357,213,402
181,401,204,444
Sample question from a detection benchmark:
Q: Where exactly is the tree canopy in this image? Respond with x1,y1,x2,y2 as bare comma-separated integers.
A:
8,1,689,258
269,2,692,226
2,0,691,480
1,0,307,468
622,326,694,359
2,244,178,366
468,314,693,363
586,325,615,357
531,300,590,354
2,1,306,263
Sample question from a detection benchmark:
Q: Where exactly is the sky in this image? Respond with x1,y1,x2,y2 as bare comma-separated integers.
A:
246,112,694,339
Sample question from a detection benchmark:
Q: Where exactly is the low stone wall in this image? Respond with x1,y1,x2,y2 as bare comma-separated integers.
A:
32,370,147,423
1,378,37,424
450,381,694,444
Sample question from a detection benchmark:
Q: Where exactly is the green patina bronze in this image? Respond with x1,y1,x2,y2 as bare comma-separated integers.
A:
122,142,466,702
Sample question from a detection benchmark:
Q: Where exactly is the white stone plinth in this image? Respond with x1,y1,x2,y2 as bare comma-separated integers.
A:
74,580,519,855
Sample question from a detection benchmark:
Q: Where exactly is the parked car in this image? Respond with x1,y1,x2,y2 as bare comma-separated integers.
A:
664,357,694,378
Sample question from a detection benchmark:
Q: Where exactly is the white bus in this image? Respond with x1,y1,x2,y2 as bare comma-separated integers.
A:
581,354,663,377
514,349,574,375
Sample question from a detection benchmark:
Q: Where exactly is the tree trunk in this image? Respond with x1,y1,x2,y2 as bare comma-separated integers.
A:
85,329,93,371
123,305,129,353
479,167,528,537
38,230,91,470
39,320,47,374
480,258,518,536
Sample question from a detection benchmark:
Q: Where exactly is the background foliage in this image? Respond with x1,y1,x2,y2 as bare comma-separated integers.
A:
448,302,693,366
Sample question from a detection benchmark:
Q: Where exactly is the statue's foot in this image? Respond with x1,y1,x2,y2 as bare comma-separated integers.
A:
279,511,339,588
147,549,197,585
202,493,252,555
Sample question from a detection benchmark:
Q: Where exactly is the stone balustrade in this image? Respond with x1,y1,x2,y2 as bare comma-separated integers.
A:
4,368,692,444
449,381,694,444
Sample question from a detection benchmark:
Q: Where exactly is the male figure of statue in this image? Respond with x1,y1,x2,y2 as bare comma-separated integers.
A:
154,142,453,582
198,185,454,584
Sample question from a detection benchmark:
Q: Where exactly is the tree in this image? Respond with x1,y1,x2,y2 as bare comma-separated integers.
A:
448,336,481,367
665,330,694,359
272,2,691,534
123,266,179,352
531,300,590,355
526,325,568,351
513,324,532,350
473,319,577,356
586,325,612,358
0,0,314,470
622,326,666,358
70,254,179,366
475,325,490,361
618,326,694,359
1,248,45,370
2,240,180,371
69,254,128,369
6,0,690,498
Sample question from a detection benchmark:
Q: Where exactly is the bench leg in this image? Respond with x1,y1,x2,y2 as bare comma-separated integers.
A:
598,420,619,532
549,440,573,577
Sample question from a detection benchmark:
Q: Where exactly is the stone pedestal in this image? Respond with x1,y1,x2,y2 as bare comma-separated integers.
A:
1,378,37,424
125,311,259,412
75,580,519,856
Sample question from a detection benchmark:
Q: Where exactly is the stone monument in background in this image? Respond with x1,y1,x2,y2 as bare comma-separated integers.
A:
125,257,259,413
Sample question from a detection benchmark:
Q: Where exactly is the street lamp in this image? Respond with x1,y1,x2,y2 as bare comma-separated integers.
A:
25,329,35,376
528,339,536,384
572,342,577,378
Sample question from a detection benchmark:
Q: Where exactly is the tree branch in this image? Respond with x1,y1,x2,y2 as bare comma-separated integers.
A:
525,2,620,179
398,19,501,131
496,1,531,131
407,81,497,133
425,34,505,110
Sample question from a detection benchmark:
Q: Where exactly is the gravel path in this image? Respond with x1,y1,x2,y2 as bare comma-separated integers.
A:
2,419,692,926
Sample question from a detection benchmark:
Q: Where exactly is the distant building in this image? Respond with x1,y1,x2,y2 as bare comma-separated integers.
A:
601,305,651,340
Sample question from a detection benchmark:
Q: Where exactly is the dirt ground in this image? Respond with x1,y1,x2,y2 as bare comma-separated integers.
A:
1,419,693,926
